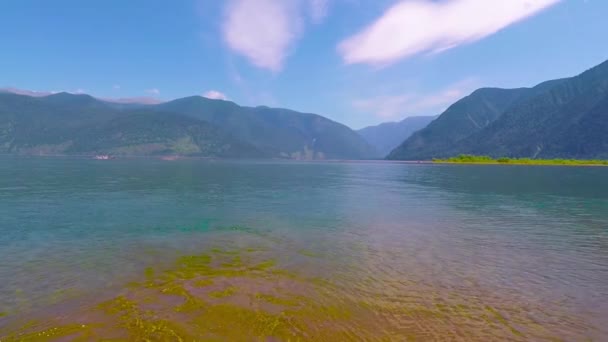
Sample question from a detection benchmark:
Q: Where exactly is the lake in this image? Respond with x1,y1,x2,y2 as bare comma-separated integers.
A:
1,156,607,340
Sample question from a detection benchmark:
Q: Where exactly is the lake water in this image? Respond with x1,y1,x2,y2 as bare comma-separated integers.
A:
0,157,607,340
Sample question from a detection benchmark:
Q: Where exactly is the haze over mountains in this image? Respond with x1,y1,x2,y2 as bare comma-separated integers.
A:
357,116,436,156
0,91,376,159
389,59,608,160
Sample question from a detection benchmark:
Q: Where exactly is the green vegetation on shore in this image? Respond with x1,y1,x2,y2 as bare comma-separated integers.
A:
433,154,608,166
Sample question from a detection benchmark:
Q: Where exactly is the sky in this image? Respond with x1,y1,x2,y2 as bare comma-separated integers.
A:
1,0,607,129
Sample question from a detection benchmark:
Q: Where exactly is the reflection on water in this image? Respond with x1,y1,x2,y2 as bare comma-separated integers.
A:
0,157,607,340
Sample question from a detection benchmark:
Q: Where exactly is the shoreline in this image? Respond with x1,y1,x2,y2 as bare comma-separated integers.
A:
433,161,608,167
1,153,606,167
432,155,608,167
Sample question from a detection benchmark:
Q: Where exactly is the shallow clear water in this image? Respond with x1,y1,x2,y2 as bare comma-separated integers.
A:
0,156,607,340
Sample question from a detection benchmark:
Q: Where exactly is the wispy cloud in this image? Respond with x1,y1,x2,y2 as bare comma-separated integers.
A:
222,0,330,72
308,0,329,23
145,88,160,95
352,79,479,120
225,58,279,107
202,90,229,100
339,0,560,65
101,97,164,105
113,84,121,90
353,95,412,120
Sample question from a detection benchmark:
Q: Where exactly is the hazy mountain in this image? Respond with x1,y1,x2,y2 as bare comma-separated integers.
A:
156,96,377,159
0,87,53,97
388,60,608,160
0,87,163,106
0,92,375,159
357,116,436,157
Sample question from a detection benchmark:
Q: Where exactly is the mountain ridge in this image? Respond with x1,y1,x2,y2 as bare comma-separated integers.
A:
0,92,376,159
0,88,165,105
156,96,378,159
388,59,608,160
456,59,608,158
387,87,532,160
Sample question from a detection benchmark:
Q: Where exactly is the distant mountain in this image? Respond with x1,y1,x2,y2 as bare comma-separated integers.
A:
0,92,259,157
0,92,375,159
0,87,53,97
357,116,436,157
156,96,377,159
0,87,163,105
388,59,608,160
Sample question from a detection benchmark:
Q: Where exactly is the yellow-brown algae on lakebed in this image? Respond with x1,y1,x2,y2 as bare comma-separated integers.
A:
0,246,598,341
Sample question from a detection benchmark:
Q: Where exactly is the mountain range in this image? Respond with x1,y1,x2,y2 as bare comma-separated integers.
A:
357,116,436,156
0,87,163,105
2,59,606,161
0,91,376,159
388,59,608,160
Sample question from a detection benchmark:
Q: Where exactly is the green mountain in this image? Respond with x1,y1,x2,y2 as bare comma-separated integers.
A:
388,59,608,160
0,91,375,159
456,60,608,159
0,92,261,157
68,111,265,157
156,96,377,159
357,116,436,157
387,88,533,160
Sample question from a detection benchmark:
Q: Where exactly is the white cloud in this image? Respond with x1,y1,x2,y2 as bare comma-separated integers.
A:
113,84,121,90
145,88,160,95
339,0,560,65
203,90,229,100
222,0,330,72
70,89,86,94
352,79,478,120
223,0,301,72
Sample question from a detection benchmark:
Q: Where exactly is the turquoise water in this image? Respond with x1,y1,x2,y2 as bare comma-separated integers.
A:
1,156,607,339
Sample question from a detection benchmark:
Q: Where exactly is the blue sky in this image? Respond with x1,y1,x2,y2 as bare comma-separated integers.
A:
1,0,607,129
